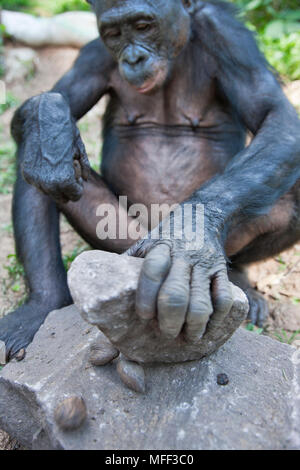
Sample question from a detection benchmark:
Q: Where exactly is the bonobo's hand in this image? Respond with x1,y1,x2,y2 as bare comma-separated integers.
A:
20,93,90,203
128,210,233,342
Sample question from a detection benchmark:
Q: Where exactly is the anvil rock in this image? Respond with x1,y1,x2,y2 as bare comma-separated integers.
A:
0,305,299,450
68,250,249,364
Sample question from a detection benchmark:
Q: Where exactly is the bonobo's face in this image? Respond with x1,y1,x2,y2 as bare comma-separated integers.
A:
90,0,192,93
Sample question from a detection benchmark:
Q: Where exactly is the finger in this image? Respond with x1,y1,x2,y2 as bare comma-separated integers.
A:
36,181,68,204
76,136,90,181
60,179,84,202
184,265,213,342
157,257,190,339
206,270,233,337
74,159,82,181
44,184,75,205
211,270,233,323
136,244,171,321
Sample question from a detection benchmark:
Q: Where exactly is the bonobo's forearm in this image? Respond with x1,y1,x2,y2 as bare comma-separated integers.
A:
10,40,113,202
11,93,91,203
190,103,300,242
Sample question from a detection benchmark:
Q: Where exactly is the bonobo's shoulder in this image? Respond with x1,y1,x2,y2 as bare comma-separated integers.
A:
76,37,115,73
193,1,270,73
194,0,244,30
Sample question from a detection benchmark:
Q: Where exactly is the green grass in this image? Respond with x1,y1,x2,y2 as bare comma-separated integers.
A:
0,139,17,194
3,253,25,293
273,329,300,345
245,323,264,335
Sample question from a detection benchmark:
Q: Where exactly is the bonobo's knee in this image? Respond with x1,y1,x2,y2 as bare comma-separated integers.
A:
11,92,69,144
11,89,89,203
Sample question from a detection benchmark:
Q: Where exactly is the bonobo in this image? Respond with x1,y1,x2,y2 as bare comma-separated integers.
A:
1,0,300,359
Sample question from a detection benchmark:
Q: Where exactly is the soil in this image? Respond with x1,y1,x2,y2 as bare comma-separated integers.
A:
0,44,300,449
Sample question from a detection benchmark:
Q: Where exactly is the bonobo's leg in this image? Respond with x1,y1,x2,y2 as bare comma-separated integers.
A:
226,185,300,326
59,169,136,254
0,144,72,359
0,162,134,359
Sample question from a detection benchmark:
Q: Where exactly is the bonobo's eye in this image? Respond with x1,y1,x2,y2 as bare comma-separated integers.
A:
134,21,153,33
103,28,121,40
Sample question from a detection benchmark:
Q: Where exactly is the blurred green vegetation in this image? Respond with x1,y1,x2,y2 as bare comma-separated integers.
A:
231,0,300,80
0,0,299,79
0,0,90,15
0,127,16,194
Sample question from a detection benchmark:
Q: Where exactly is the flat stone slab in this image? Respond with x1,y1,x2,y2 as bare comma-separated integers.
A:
0,305,299,450
68,251,249,364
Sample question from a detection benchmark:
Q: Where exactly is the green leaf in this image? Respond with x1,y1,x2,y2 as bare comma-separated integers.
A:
11,283,20,292
245,0,264,11
265,20,286,38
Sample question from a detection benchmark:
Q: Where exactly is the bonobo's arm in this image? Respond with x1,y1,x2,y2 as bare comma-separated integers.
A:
193,2,300,237
130,3,300,342
11,39,114,202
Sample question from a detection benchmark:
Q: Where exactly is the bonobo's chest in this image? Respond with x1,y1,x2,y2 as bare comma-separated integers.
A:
107,62,223,129
101,54,245,207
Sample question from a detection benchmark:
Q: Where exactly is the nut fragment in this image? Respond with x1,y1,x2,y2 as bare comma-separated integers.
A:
89,338,119,366
15,349,26,362
117,358,146,394
54,396,87,431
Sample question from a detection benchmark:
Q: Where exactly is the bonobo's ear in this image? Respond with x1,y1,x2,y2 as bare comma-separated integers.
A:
182,0,195,14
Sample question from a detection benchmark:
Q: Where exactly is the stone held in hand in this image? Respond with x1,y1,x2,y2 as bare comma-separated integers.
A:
68,250,249,364
0,341,6,366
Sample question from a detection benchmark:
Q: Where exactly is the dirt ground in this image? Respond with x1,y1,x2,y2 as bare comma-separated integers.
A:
0,44,300,449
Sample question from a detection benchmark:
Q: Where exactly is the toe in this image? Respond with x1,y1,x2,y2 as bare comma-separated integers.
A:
246,289,269,327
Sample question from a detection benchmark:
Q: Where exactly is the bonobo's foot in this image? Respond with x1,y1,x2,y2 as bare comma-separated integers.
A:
229,267,269,327
0,293,71,361
245,287,269,327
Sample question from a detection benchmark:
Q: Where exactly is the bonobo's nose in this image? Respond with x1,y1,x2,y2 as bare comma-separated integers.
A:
122,45,148,67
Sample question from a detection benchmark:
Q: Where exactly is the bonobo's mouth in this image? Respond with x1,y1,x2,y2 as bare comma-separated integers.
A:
134,79,158,94
133,67,168,95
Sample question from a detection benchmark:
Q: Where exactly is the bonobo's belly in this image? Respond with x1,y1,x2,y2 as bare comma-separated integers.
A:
101,125,244,208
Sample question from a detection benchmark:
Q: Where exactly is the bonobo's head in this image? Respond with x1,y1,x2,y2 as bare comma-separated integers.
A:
87,0,194,93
